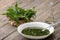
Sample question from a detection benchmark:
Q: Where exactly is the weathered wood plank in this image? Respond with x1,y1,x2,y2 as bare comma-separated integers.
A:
52,2,60,22
22,0,46,9
53,2,60,14
18,0,35,8
34,9,51,22
37,0,60,13
36,0,60,11
4,31,25,40
54,11,60,22
34,0,60,22
0,15,9,28
0,24,16,40
0,0,17,14
0,0,16,8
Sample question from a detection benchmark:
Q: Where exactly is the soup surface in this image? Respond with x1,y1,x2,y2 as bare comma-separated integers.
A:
22,27,50,36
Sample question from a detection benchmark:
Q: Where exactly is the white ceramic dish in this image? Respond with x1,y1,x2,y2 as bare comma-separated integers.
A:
17,22,54,39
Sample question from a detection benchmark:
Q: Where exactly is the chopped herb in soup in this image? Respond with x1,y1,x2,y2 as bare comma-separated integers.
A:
22,27,50,36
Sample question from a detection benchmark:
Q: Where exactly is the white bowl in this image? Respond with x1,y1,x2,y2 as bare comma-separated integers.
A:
17,22,54,39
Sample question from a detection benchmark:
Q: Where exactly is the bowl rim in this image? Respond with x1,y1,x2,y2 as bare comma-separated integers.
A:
17,22,54,39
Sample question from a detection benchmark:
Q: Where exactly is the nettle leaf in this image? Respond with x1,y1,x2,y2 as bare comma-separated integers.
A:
2,3,36,26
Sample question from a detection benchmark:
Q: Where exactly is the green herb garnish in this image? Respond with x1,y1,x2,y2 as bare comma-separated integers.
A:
2,3,36,26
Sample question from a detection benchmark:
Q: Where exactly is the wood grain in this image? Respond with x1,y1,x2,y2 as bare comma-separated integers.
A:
0,0,60,40
0,24,16,40
0,15,9,28
0,0,17,14
4,31,24,40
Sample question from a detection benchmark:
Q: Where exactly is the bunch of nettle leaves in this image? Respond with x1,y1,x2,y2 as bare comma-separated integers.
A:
3,3,36,26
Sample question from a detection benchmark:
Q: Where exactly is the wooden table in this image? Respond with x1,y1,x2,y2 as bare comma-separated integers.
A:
0,0,60,40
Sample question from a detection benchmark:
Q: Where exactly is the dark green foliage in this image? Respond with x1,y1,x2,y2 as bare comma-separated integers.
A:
22,27,50,36
3,3,36,26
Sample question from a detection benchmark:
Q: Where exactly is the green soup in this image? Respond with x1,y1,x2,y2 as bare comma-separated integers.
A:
22,27,50,36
